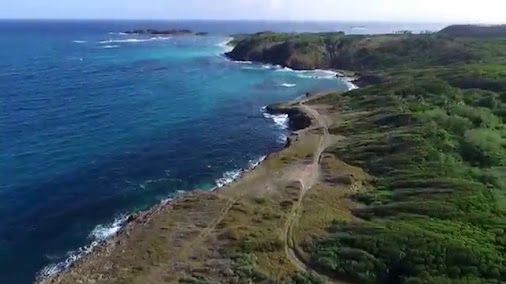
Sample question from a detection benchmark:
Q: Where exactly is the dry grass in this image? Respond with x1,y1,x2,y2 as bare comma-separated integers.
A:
45,102,363,284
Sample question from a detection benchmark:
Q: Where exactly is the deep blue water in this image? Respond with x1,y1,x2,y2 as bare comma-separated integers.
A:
0,20,444,283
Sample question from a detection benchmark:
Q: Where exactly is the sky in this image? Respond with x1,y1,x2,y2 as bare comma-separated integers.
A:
0,0,505,23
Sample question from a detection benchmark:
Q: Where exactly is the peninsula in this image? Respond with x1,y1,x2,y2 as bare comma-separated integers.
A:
43,25,506,284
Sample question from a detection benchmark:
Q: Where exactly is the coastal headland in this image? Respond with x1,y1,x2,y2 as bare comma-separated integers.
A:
43,25,505,284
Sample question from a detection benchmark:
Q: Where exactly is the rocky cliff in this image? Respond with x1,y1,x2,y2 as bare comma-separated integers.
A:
226,30,485,71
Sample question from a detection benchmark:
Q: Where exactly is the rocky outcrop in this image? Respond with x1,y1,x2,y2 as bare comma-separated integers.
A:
266,104,312,131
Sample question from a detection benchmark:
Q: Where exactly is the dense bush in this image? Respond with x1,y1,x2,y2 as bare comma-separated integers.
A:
310,72,505,283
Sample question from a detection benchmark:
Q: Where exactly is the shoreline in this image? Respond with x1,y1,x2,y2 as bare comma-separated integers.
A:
38,90,328,284
38,37,357,283
39,81,355,284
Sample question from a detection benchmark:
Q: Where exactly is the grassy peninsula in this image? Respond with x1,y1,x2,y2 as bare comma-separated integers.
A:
45,25,505,284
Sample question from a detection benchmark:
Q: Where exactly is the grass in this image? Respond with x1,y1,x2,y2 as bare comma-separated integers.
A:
308,66,505,283
49,28,506,284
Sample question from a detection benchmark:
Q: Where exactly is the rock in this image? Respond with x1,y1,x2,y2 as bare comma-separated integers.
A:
265,103,312,131
352,74,386,87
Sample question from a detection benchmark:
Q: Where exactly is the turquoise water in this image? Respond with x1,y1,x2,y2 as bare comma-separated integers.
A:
0,20,444,283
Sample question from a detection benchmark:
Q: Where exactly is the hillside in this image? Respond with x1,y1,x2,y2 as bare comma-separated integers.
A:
307,66,506,283
46,26,505,284
226,27,506,71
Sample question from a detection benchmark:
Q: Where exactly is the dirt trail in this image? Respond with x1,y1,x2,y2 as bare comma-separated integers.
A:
282,102,346,284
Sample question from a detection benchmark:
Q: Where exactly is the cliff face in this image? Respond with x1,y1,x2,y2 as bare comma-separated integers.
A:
226,31,481,71
228,37,327,69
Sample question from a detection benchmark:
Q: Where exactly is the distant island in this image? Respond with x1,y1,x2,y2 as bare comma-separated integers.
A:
43,25,506,284
123,29,209,36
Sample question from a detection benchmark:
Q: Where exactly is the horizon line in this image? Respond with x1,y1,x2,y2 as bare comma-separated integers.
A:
0,18,500,25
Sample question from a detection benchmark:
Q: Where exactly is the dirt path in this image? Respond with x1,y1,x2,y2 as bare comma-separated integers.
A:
282,102,346,283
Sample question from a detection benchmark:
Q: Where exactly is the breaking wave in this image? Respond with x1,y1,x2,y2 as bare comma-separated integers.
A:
98,37,172,44
101,45,119,49
37,215,128,280
217,37,234,53
261,107,289,129
280,83,296,88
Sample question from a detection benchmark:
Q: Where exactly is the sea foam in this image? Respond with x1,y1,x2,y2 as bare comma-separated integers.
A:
99,37,172,44
101,45,119,49
215,169,242,188
37,215,128,279
262,107,289,129
280,83,296,88
217,37,234,53
214,155,267,188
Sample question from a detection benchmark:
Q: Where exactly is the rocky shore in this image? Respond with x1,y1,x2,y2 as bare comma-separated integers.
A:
39,94,329,284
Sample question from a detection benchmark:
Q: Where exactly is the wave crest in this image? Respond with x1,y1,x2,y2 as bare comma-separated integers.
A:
37,216,128,280
280,83,296,88
99,37,172,44
262,107,289,129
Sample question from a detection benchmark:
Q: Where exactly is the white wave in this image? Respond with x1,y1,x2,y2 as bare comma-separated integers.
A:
72,40,87,44
216,169,243,188
37,216,128,280
234,60,253,64
160,198,173,205
345,80,359,90
101,45,119,49
89,216,128,241
275,66,295,72
248,155,267,170
297,69,338,80
217,37,234,53
275,67,338,80
280,83,296,88
262,108,289,129
109,32,128,35
99,37,171,44
38,242,97,280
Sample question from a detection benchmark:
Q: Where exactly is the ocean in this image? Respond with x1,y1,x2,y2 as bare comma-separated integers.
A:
0,20,445,283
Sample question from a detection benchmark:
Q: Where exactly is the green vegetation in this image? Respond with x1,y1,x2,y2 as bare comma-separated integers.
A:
49,26,506,284
308,65,506,283
439,25,506,38
226,28,506,71
236,25,506,284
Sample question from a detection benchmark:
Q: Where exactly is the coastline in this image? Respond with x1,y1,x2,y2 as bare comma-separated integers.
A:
38,88,336,284
38,37,358,283
31,25,506,284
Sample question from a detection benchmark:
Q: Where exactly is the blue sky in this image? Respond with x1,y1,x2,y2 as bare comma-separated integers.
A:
1,0,504,23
